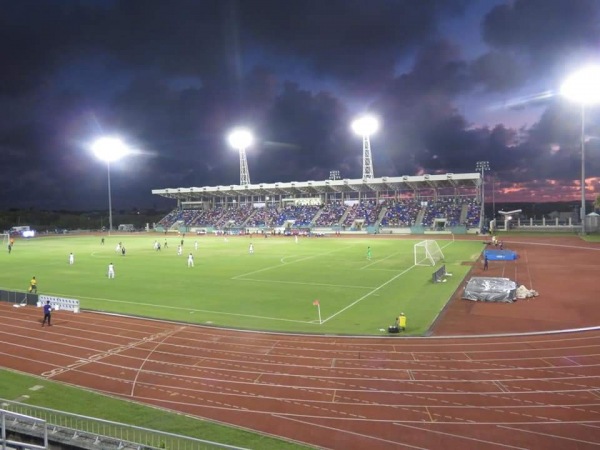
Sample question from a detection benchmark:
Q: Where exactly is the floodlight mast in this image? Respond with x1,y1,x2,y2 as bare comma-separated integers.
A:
560,65,600,234
476,161,490,233
92,137,129,235
352,116,379,179
228,128,253,186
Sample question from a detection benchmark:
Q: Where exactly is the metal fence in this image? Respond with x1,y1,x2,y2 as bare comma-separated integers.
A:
1,409,48,450
1,400,249,450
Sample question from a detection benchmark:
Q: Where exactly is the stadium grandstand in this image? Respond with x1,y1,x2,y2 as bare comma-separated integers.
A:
152,173,483,235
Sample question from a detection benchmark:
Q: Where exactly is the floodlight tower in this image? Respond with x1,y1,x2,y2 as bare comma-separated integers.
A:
228,128,254,186
92,137,130,235
560,65,600,234
351,116,379,179
476,161,490,232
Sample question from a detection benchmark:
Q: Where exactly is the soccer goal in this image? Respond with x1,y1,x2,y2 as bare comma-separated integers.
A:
1,233,9,248
414,240,444,266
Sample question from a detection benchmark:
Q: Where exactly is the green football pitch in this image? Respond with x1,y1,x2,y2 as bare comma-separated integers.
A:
1,234,484,335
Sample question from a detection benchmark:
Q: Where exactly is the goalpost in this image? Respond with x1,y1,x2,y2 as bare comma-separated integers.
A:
1,233,9,248
414,240,444,266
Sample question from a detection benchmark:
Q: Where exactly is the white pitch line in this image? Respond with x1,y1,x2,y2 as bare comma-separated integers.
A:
359,251,404,270
68,296,315,324
233,277,374,290
232,245,355,280
321,264,417,324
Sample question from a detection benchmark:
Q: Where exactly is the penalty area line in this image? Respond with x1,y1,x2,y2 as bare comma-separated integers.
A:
320,264,417,324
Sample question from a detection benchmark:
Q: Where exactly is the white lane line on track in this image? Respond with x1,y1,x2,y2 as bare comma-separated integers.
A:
503,241,600,251
130,326,186,397
38,327,185,379
394,422,528,449
271,414,429,450
496,424,600,446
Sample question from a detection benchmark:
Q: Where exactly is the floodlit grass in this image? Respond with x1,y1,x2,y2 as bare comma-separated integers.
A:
0,369,310,449
1,234,483,335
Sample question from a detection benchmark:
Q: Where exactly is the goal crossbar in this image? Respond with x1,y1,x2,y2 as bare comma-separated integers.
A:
414,240,444,266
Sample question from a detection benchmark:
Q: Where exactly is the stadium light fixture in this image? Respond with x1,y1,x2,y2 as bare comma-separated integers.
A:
561,65,600,234
351,115,379,179
92,137,130,235
228,128,254,186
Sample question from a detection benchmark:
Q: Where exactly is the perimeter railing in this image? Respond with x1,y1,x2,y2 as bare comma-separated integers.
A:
1,400,249,450
1,408,48,450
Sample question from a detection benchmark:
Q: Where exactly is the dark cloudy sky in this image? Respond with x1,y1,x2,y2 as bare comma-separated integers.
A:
2,0,600,211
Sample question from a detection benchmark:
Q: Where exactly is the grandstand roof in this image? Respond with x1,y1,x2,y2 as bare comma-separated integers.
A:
152,173,481,201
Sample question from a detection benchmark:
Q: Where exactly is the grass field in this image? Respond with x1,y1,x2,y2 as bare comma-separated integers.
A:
1,233,484,335
0,369,310,449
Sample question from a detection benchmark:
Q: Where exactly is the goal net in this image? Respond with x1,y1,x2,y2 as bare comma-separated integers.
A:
414,240,444,266
1,233,9,248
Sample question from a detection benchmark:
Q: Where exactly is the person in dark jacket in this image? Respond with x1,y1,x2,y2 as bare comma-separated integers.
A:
42,301,52,327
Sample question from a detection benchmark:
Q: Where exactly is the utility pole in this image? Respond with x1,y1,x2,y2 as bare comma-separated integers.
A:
476,161,490,233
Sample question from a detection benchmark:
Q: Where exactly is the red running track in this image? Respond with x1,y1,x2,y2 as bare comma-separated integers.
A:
1,236,599,449
1,305,600,449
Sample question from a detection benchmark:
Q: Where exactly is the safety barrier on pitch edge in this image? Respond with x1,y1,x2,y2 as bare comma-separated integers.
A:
38,295,80,313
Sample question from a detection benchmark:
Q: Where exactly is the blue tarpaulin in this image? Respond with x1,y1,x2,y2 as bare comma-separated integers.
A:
484,249,518,260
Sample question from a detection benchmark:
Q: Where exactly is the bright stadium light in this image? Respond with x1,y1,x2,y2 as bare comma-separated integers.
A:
561,65,600,234
351,116,379,137
228,128,254,185
351,115,379,179
92,136,130,235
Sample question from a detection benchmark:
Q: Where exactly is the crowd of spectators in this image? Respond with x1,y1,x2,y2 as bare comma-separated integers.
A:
158,197,482,230
314,201,346,226
420,197,470,227
274,205,321,227
380,199,422,227
245,206,279,227
343,200,383,227
214,205,253,228
465,200,481,228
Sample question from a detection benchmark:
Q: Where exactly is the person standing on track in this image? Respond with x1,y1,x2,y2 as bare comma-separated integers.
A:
42,300,52,327
484,254,489,271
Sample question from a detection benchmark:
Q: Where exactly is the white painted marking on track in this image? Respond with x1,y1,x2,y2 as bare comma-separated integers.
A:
395,423,528,449
497,424,600,446
271,414,429,450
130,326,186,397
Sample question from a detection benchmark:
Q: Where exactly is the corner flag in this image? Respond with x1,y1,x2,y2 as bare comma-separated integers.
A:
313,299,322,324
